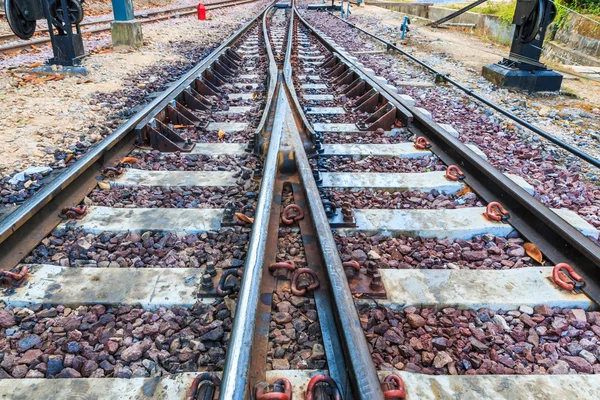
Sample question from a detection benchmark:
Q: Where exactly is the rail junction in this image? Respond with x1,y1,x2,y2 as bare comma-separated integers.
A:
0,0,599,399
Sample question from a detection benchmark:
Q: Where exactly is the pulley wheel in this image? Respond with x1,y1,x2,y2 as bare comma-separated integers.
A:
519,0,544,44
50,0,85,25
4,0,37,40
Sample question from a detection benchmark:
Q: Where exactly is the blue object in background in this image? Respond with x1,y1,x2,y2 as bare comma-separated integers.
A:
401,16,410,39
111,0,135,21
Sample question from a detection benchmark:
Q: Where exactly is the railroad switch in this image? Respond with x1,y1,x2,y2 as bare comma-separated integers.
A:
5,0,86,67
482,0,562,92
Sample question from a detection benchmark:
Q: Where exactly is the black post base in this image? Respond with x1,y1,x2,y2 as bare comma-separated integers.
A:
482,62,563,93
48,33,85,66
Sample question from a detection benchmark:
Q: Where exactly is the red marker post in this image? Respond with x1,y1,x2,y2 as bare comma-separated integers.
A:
197,3,206,20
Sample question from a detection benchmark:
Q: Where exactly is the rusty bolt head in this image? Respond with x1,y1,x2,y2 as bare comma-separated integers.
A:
370,273,384,291
206,262,217,277
366,261,378,277
201,274,214,289
297,274,311,290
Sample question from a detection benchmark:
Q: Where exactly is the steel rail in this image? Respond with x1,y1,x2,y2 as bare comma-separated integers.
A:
284,7,386,399
0,2,272,247
218,4,281,399
0,0,259,53
326,11,600,170
0,2,223,42
299,8,600,304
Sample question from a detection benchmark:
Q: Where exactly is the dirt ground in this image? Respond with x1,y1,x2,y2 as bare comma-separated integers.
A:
345,4,600,168
352,5,600,104
0,0,267,177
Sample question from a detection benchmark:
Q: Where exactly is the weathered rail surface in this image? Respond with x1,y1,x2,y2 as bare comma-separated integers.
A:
0,1,599,399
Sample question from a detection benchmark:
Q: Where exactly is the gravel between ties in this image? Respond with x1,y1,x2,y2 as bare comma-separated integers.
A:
0,301,234,379
299,9,600,233
361,305,600,375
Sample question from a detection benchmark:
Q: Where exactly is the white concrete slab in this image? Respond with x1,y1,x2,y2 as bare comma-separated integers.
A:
109,170,237,188
338,207,512,239
297,75,322,80
298,54,325,60
439,123,459,138
398,94,416,106
466,144,488,160
376,267,593,311
0,265,210,310
59,206,223,234
305,107,345,115
233,83,259,89
188,143,247,155
303,94,335,101
313,123,361,133
506,174,535,195
322,143,487,160
238,49,259,55
239,74,259,79
321,172,464,194
228,93,257,100
554,208,599,239
0,373,199,399
338,207,595,239
216,106,253,114
396,80,436,87
323,143,429,158
303,61,323,66
207,122,248,132
416,107,433,119
301,83,328,90
378,371,600,400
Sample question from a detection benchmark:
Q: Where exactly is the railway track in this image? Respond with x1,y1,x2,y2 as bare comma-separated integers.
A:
0,1,599,399
0,0,259,53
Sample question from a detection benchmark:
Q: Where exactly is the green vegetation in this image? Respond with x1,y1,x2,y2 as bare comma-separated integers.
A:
444,1,516,25
443,0,600,24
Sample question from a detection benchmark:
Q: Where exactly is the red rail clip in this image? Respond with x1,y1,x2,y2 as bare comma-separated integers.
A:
255,378,293,400
216,268,243,296
59,205,88,219
0,266,29,282
291,268,320,296
484,202,509,222
282,204,304,225
186,372,220,400
552,263,585,292
305,375,342,400
269,261,296,274
101,167,124,178
342,260,360,279
445,165,465,181
381,374,406,399
414,137,431,150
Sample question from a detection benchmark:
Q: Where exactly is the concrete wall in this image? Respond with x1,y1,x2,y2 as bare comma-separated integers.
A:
554,13,600,60
369,1,600,65
369,1,514,45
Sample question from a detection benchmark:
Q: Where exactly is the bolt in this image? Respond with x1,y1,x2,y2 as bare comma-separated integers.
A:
201,274,214,289
206,262,217,277
365,261,378,277
370,273,384,291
